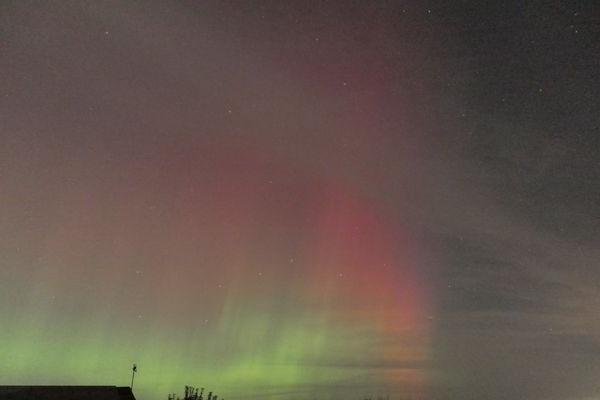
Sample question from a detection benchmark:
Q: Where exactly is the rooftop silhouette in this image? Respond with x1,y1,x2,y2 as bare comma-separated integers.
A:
0,386,136,400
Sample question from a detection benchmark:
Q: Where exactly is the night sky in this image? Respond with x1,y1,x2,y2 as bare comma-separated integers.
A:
1,1,599,400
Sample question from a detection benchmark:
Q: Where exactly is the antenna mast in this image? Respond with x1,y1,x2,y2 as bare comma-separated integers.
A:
131,363,137,389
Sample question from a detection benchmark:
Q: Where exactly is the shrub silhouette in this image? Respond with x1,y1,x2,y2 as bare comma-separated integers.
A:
168,386,224,400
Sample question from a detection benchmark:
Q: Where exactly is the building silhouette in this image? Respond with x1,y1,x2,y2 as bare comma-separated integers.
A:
0,386,136,400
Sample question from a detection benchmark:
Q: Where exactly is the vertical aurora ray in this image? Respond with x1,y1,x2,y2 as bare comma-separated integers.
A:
3,2,599,400
0,2,438,399
1,145,432,399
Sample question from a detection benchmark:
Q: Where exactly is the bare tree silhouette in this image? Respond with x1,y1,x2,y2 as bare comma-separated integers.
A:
168,386,219,400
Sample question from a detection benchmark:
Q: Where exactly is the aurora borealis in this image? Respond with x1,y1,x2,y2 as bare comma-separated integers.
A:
1,2,599,400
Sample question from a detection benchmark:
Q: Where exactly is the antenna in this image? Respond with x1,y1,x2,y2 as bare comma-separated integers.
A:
131,363,137,389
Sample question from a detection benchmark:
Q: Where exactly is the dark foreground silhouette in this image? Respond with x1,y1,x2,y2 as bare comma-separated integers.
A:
0,386,135,400
168,385,222,400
